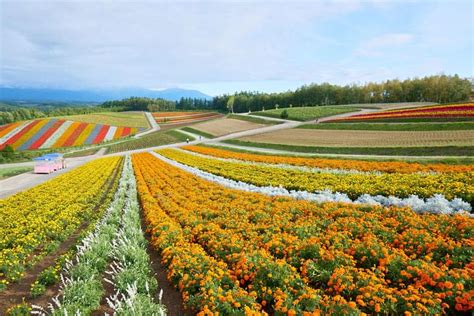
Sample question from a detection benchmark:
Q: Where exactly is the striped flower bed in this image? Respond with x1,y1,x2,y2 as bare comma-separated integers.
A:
0,119,144,150
152,111,220,124
331,103,474,122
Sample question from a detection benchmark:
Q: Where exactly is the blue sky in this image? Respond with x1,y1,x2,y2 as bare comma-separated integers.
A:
0,0,472,96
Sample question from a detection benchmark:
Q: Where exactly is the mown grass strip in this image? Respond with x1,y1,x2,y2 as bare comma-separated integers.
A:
181,127,215,138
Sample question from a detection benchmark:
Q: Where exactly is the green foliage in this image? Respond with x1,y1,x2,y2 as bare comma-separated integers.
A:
105,130,190,153
30,281,47,298
6,301,31,316
280,109,289,119
254,106,357,121
212,75,471,113
181,127,215,138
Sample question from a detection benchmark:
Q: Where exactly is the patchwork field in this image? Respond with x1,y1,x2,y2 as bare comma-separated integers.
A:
57,111,150,128
331,103,474,122
152,111,222,125
252,106,362,121
0,118,144,151
188,117,266,136
235,128,474,147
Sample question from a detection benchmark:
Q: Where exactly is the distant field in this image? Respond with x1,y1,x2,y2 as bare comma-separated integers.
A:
300,122,474,131
153,111,222,124
105,129,191,153
252,106,361,121
224,139,474,156
331,103,474,122
237,128,474,147
58,112,150,128
189,118,265,136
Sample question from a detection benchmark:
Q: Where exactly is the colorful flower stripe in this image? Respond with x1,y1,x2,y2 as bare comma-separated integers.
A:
113,126,125,139
104,126,117,141
0,122,21,138
30,119,65,150
17,119,58,151
157,148,474,204
335,103,474,121
40,120,73,149
133,152,474,314
182,145,474,174
93,125,110,144
11,119,50,150
84,124,103,145
72,123,95,147
0,121,29,144
0,118,142,150
0,120,39,150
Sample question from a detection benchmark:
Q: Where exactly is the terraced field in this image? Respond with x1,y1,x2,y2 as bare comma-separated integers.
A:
187,118,266,136
57,112,150,128
235,128,474,147
0,118,144,150
152,111,222,125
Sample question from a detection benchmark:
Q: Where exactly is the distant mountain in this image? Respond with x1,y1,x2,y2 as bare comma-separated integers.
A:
0,87,212,103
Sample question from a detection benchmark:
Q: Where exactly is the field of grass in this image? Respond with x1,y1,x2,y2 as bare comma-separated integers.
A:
181,127,215,138
0,166,32,179
224,139,474,156
189,118,265,136
64,147,99,158
299,122,474,131
105,129,192,153
227,114,280,125
58,112,150,128
237,128,474,147
252,106,361,121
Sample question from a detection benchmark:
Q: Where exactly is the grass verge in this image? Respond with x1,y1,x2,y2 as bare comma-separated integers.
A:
181,127,215,138
0,166,33,179
227,114,281,125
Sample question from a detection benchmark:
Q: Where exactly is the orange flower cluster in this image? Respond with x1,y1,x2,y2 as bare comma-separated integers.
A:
182,145,474,174
132,152,473,314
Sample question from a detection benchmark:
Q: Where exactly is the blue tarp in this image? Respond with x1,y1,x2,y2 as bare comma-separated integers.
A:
33,153,63,161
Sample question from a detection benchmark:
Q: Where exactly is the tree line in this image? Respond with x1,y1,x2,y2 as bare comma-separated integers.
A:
213,75,472,113
100,96,217,112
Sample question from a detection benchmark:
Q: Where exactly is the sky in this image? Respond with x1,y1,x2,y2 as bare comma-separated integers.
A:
0,0,472,96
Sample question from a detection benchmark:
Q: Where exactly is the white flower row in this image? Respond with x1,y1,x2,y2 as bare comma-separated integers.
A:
105,156,166,315
32,157,130,315
152,151,472,215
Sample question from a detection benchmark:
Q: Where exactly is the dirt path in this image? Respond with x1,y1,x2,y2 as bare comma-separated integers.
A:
133,112,161,139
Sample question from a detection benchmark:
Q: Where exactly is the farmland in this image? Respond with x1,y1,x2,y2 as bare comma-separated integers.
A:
152,111,222,125
252,106,362,121
331,103,474,122
0,118,144,151
234,128,474,148
57,112,150,128
187,118,266,137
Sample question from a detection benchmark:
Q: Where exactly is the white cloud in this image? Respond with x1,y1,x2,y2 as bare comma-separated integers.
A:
355,33,414,57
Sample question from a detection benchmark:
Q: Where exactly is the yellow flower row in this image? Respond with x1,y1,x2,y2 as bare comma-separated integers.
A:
0,156,121,286
157,148,474,204
182,145,474,174
133,152,474,314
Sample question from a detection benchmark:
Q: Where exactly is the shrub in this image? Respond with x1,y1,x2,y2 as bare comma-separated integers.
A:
280,109,289,119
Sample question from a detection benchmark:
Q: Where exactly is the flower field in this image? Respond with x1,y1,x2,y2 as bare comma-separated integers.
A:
0,118,144,151
152,111,221,125
156,148,474,207
182,145,474,174
133,152,474,314
331,103,474,122
0,156,121,288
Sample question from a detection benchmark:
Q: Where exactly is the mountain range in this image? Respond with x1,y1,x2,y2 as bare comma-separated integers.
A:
0,87,212,103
